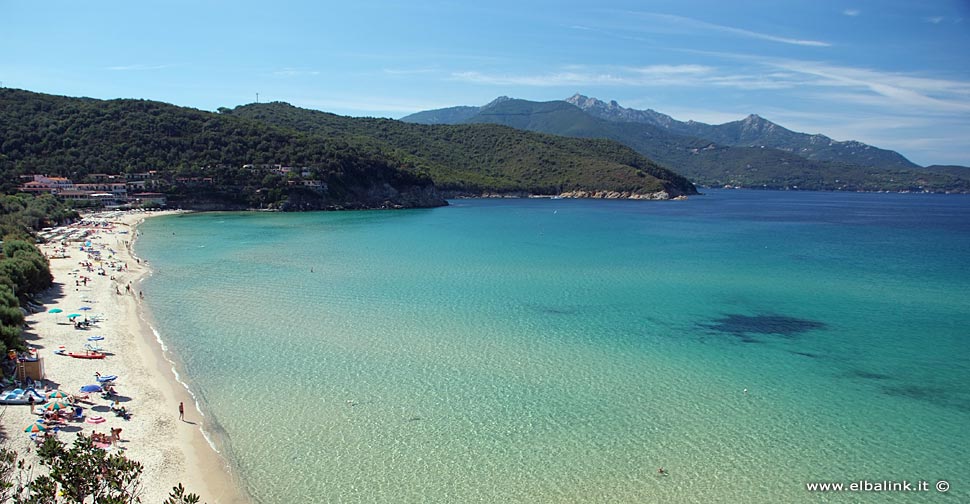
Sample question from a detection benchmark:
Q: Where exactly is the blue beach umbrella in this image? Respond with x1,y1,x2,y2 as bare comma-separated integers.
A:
79,307,92,311
79,384,102,393
87,336,104,341
48,308,63,314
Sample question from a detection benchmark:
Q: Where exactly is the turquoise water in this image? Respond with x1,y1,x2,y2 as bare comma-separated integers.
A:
137,191,970,503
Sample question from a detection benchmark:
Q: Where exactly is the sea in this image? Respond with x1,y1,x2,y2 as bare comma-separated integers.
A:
135,190,970,503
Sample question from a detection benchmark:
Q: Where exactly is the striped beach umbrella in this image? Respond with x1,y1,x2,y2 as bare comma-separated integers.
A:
24,423,47,433
43,401,70,411
46,390,70,400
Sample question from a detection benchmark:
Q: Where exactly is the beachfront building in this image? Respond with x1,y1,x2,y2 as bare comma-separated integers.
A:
17,173,163,208
75,183,128,198
18,180,57,194
18,175,74,193
131,192,167,206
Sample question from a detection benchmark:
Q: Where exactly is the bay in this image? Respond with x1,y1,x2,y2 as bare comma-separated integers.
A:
136,190,970,503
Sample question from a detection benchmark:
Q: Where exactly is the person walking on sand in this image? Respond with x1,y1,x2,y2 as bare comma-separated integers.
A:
179,401,184,421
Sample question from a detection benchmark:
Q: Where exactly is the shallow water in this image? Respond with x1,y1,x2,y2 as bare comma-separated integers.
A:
137,190,970,503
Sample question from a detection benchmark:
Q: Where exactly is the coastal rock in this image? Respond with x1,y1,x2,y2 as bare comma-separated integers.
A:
557,190,673,200
280,182,447,211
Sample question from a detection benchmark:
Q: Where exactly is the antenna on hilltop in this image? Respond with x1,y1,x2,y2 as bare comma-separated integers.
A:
256,92,259,104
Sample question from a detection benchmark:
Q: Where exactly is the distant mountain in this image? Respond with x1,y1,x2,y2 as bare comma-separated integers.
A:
566,94,919,170
399,105,480,125
226,102,698,198
403,96,970,193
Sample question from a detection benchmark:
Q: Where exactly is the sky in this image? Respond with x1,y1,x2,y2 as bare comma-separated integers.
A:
3,0,969,166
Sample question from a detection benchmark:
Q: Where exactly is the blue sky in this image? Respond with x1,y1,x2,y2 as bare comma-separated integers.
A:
3,0,969,166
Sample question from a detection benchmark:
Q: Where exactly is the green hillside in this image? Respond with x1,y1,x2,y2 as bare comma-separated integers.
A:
226,102,698,197
0,88,444,210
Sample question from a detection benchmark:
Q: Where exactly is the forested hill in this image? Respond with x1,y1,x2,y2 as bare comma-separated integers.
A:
225,102,697,197
0,89,697,206
0,88,444,210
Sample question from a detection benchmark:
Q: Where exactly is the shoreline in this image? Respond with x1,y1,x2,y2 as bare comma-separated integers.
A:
0,210,248,503
127,211,249,504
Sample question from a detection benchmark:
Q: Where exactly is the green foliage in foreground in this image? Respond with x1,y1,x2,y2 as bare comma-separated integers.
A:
0,437,203,503
0,283,23,354
0,238,52,353
0,194,69,353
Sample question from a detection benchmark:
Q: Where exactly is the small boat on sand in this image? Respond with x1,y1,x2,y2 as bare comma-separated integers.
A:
67,351,106,359
0,388,46,405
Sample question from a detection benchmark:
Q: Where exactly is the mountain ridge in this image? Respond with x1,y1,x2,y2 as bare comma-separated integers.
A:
401,96,970,193
564,94,918,170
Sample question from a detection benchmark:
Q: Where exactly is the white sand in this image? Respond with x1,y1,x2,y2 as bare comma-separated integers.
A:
0,211,247,503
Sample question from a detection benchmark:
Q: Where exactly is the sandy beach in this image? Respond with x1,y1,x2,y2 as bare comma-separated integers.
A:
0,210,247,503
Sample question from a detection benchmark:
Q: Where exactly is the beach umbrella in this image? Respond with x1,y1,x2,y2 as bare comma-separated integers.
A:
46,390,70,400
79,384,102,393
43,401,70,411
79,306,93,311
87,336,104,341
67,313,82,320
48,308,63,314
24,423,47,433
95,374,118,383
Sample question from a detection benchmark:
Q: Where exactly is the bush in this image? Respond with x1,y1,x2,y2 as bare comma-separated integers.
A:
0,437,205,503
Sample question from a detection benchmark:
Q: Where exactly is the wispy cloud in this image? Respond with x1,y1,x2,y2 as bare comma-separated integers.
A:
843,9,861,17
383,68,439,76
764,59,970,113
451,64,716,87
106,64,174,71
273,68,320,77
924,16,945,24
453,53,970,116
629,12,832,47
451,70,627,87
